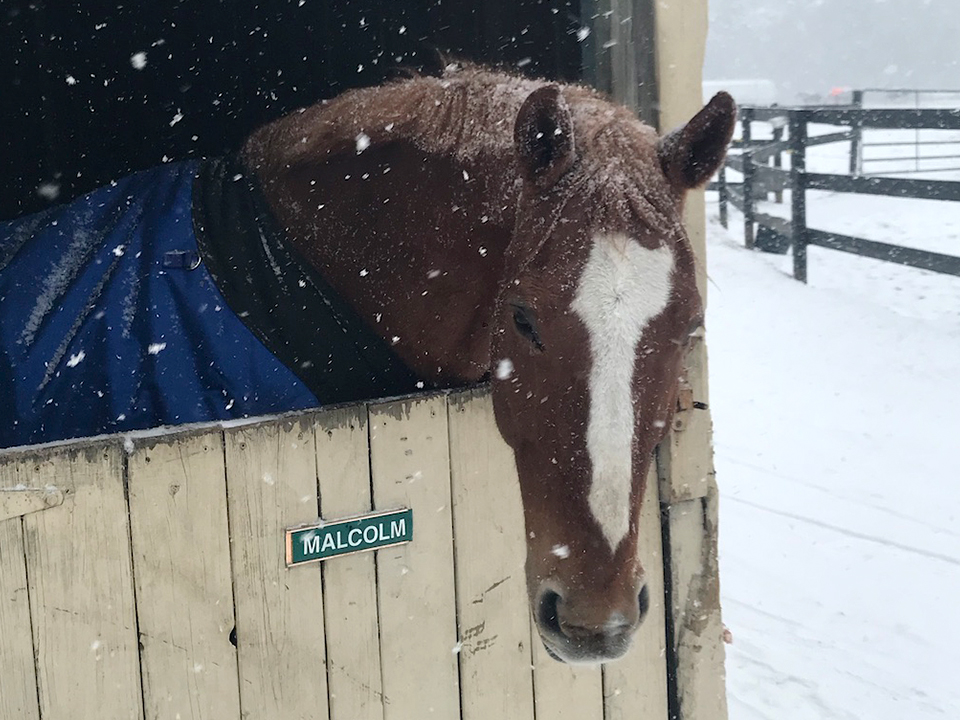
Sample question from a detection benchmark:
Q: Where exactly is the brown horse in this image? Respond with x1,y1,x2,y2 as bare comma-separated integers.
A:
245,65,735,663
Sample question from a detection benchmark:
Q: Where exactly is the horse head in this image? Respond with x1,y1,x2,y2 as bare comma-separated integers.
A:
490,86,735,663
245,69,734,664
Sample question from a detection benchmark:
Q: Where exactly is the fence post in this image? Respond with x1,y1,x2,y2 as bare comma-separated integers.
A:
850,90,863,176
741,107,755,249
789,111,808,282
772,125,784,203
718,164,728,229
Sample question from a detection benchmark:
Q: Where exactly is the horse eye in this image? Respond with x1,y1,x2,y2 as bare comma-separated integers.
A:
512,306,545,351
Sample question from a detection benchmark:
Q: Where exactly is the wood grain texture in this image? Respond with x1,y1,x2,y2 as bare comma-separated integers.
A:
0,486,63,522
531,637,604,720
653,1,730,718
0,512,40,720
315,405,385,720
603,466,669,720
668,493,728,720
21,443,143,720
224,417,329,720
369,395,461,720
658,336,715,504
127,429,240,720
447,389,535,720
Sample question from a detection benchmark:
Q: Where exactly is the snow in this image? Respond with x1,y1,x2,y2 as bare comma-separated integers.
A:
147,342,167,355
706,185,960,718
130,52,147,70
551,544,570,559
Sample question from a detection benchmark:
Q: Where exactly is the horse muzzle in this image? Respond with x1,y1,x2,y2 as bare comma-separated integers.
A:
534,582,650,664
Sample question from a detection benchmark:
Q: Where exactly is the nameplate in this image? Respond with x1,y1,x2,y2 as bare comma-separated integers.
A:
286,508,413,566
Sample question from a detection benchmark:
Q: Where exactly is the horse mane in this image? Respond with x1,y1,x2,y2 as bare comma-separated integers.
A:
243,64,679,236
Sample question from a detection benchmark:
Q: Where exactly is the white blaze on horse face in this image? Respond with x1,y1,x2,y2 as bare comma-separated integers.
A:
571,234,674,550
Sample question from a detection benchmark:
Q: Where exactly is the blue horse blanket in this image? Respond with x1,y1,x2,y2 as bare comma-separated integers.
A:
0,158,420,449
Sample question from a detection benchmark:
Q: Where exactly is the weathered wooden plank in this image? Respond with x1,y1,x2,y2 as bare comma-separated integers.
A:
654,0,717,506
20,443,143,720
0,486,63,522
531,637,604,720
314,406,385,720
654,1,730,717
658,336,715,504
609,0,639,115
603,466,669,719
224,417,329,720
127,430,240,720
667,492,728,720
0,513,41,720
447,389,535,720
369,395,460,720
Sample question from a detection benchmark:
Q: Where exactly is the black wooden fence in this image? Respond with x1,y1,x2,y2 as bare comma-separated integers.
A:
851,89,960,176
719,105,960,282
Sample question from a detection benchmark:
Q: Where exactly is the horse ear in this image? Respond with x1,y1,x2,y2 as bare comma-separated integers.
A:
514,85,576,189
657,92,737,191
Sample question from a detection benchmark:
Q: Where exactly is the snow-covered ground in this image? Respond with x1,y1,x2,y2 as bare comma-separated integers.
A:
706,181,960,718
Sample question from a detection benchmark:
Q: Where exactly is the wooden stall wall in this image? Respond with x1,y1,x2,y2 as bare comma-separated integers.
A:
0,389,670,720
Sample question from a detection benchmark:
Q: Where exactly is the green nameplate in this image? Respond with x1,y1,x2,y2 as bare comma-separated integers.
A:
286,508,413,566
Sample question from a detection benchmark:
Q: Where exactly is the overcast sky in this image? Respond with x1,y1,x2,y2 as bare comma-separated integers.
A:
705,0,960,102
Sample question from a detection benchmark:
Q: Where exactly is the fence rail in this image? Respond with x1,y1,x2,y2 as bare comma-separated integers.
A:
718,104,960,282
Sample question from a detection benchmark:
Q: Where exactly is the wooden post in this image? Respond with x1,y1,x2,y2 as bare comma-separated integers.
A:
850,90,864,176
741,107,755,248
790,112,809,282
772,125,784,203
652,3,729,720
583,0,659,129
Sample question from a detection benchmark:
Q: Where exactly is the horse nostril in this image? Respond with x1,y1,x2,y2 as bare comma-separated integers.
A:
538,589,562,636
638,583,650,625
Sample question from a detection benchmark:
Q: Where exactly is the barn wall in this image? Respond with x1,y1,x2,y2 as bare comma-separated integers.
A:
0,389,671,720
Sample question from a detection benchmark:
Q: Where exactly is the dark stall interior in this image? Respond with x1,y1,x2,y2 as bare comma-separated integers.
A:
1,0,586,221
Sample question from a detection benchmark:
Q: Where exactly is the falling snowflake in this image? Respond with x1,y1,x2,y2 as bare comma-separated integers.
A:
495,359,514,380
130,52,147,70
148,342,167,355
551,544,570,559
67,351,86,368
355,132,371,153
36,183,60,201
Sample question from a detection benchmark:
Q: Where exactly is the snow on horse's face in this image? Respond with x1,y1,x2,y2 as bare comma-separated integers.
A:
490,87,735,663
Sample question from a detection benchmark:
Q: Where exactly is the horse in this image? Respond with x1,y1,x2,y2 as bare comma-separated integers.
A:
0,64,735,663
